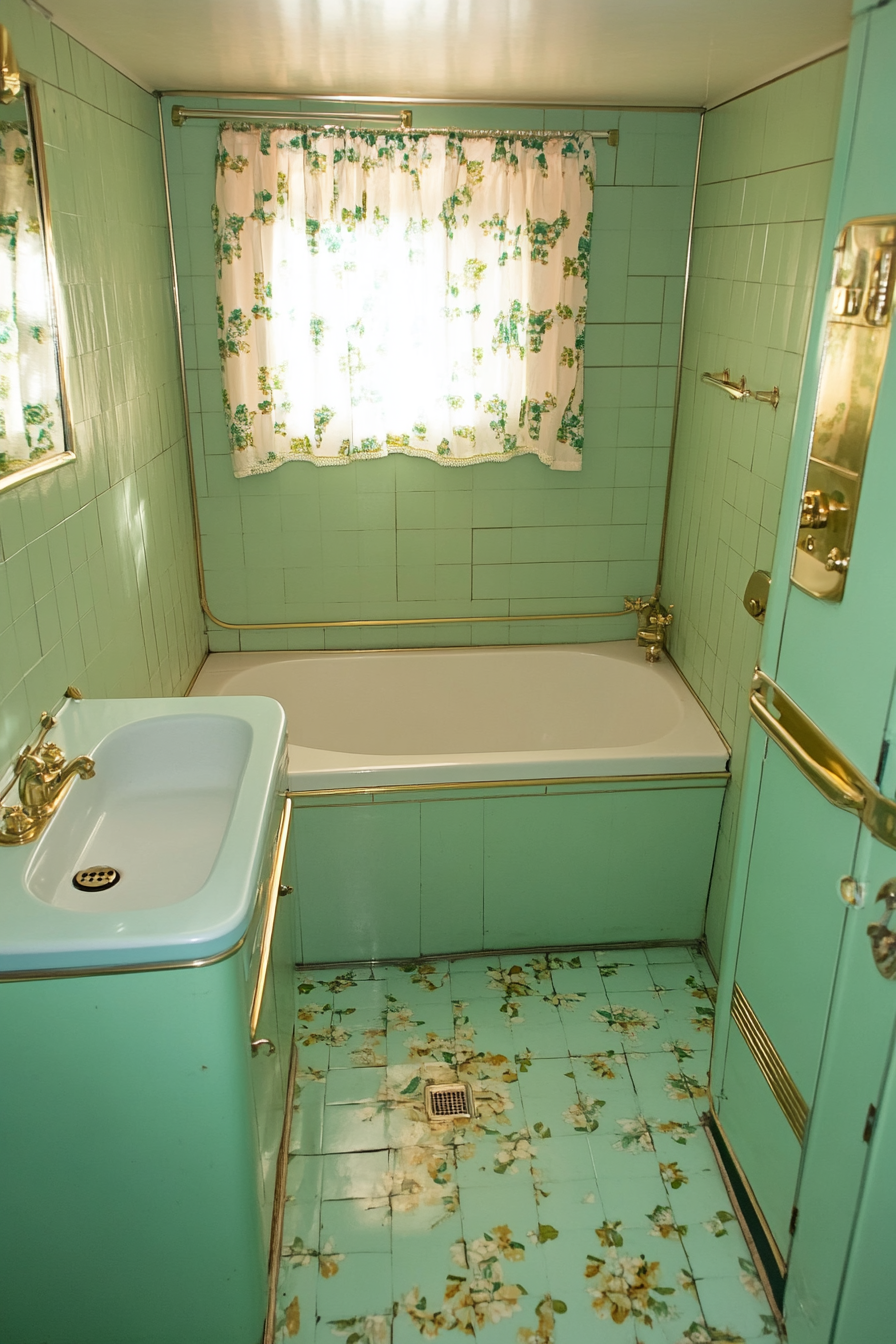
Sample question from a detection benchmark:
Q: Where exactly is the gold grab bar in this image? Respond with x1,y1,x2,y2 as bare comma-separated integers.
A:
749,669,896,848
249,797,293,1048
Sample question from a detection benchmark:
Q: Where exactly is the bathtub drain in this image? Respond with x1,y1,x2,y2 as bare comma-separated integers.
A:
72,866,121,892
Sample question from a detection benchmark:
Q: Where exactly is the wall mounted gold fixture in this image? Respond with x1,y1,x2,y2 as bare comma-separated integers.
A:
792,215,895,601
702,369,748,399
701,369,779,408
0,25,20,103
624,594,674,662
742,570,770,623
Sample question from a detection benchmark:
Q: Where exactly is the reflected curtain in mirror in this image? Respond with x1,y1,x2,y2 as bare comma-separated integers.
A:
0,114,61,471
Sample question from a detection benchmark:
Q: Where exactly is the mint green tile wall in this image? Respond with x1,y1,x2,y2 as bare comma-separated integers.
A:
162,101,700,651
662,54,847,964
0,4,205,764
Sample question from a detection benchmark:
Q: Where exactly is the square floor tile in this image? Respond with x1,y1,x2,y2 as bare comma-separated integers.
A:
644,944,697,964
697,1273,780,1340
320,1197,392,1254
315,1251,393,1331
326,1066,387,1106
275,1260,317,1343
322,1103,390,1153
291,1083,326,1154
322,1149,391,1201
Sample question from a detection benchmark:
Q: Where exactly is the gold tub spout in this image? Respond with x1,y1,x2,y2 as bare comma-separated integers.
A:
0,711,95,845
624,595,674,663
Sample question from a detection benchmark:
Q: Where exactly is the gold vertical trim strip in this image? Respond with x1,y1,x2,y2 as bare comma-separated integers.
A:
249,798,293,1040
263,1036,297,1344
731,983,809,1144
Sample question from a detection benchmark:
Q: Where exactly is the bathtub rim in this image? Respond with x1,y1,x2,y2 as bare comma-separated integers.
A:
191,640,731,790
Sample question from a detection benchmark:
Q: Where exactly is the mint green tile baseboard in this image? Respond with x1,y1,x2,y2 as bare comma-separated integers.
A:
284,780,725,963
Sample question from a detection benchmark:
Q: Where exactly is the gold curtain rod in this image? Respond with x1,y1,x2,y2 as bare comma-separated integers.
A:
170,105,617,141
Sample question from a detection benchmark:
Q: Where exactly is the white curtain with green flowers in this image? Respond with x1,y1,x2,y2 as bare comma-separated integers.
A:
0,120,61,478
213,127,594,476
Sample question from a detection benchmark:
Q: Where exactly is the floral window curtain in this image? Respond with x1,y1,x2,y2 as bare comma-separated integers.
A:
214,127,594,476
0,121,61,475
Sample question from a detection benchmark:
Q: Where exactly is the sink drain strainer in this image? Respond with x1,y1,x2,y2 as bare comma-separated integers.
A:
424,1082,474,1120
72,866,121,892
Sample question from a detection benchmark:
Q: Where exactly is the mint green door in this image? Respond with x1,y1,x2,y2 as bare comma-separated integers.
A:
711,0,896,1329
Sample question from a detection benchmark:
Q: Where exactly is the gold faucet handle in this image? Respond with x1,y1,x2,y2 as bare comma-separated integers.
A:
653,605,674,628
15,711,57,773
624,595,652,614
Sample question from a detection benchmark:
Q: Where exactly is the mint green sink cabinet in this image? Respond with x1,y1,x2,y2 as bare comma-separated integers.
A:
0,698,294,1344
0,875,295,1344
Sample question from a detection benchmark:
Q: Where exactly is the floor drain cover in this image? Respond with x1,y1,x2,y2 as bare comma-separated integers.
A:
72,866,121,892
424,1082,474,1120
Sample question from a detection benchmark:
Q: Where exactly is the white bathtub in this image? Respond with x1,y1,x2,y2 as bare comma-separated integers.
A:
191,641,728,791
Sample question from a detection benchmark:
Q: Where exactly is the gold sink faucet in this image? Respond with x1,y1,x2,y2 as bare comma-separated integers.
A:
0,709,95,845
624,594,674,663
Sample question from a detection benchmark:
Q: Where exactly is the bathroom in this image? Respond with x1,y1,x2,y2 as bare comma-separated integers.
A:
1,0,895,1340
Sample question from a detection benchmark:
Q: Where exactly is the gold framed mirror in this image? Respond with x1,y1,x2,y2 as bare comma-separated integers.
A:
0,25,74,493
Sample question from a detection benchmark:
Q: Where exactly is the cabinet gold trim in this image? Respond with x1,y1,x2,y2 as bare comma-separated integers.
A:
731,982,808,1144
249,798,292,1042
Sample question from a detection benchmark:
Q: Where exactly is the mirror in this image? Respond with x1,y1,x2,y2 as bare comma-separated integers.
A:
0,29,73,493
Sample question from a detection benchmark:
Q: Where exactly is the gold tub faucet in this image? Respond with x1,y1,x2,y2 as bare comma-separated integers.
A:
0,710,95,845
624,595,674,663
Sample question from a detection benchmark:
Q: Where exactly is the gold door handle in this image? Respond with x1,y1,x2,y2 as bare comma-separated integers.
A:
748,669,896,852
749,670,865,813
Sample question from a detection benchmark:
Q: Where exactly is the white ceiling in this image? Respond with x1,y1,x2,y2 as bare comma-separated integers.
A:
43,0,851,109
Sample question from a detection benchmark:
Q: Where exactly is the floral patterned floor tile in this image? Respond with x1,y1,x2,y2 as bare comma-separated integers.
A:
322,1102,390,1154
549,962,610,994
322,1149,391,1202
279,952,774,1344
530,1175,605,1231
597,962,661,994
275,1261,318,1343
695,1273,779,1341
321,1197,392,1255
292,1083,327,1154
644,945,698,965
315,1252,394,1340
648,964,711,994
326,1066,387,1106
597,946,651,966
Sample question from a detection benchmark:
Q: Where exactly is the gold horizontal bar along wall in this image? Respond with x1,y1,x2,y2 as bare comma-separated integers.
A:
203,606,634,631
286,770,730,799
731,983,809,1144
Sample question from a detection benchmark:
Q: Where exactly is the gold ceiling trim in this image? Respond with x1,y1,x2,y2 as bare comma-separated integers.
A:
731,982,808,1144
